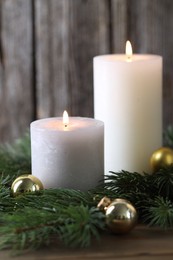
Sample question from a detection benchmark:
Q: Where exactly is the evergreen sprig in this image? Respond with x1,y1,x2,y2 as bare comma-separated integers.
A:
143,196,173,228
164,125,173,147
58,206,105,248
0,128,173,251
152,167,173,200
0,132,31,184
0,205,105,250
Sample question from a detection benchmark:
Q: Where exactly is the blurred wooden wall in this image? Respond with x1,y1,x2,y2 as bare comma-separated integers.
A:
0,0,173,143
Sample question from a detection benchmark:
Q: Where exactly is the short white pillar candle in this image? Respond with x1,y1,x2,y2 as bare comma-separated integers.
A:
30,113,104,191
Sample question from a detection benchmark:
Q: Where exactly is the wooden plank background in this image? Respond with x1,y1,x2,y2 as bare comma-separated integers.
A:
0,0,173,143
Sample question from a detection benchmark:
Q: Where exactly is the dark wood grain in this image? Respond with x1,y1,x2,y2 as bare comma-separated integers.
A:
35,0,110,119
0,0,173,142
125,0,173,128
0,0,34,143
111,0,128,53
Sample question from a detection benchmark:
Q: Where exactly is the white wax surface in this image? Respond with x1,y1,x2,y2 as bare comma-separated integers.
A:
94,54,162,174
30,117,104,191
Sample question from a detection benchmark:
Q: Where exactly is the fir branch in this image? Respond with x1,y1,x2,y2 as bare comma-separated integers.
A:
0,188,94,214
101,171,152,197
0,208,60,250
0,205,105,250
143,196,173,228
151,166,173,200
1,129,173,251
164,125,173,147
0,132,31,184
58,206,105,248
2,132,31,160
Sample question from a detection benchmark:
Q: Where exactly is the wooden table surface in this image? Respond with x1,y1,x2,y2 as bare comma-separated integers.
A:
1,225,173,260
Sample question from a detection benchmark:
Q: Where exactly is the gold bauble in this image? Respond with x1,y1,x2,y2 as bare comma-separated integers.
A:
11,174,44,197
150,147,173,173
97,197,137,234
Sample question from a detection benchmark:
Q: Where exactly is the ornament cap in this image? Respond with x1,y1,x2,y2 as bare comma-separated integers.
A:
97,196,111,211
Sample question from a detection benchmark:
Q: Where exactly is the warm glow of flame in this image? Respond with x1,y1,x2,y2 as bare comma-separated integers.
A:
125,40,133,61
63,110,69,127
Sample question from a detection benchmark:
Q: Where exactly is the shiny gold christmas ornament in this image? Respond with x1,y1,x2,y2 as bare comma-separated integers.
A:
106,198,137,234
11,174,44,197
150,147,173,173
98,197,137,234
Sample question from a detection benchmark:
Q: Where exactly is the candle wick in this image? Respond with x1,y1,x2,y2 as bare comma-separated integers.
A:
126,55,132,62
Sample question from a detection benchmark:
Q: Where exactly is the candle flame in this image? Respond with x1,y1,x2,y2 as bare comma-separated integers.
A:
63,110,69,127
125,41,133,61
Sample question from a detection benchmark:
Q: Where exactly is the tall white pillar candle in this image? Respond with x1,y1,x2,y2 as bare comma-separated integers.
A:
30,116,104,191
94,50,162,174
